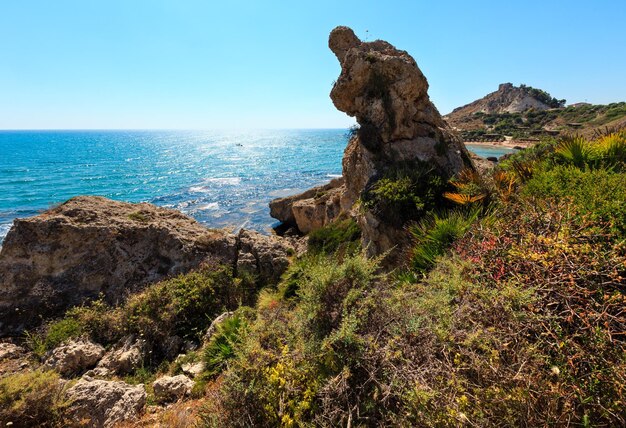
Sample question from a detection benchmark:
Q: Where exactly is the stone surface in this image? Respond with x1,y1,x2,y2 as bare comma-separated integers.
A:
152,374,194,403
181,361,205,378
0,196,295,336
328,26,473,208
95,335,146,376
236,229,293,285
271,27,473,256
45,339,105,376
269,178,344,231
66,378,146,427
0,342,24,360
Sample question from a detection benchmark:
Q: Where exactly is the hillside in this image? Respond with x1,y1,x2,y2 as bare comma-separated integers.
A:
446,83,626,142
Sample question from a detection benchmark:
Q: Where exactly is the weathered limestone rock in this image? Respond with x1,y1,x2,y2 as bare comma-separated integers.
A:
269,177,344,230
270,27,473,256
0,196,236,335
66,378,146,427
45,339,105,376
328,26,473,209
95,335,146,376
236,229,293,285
0,196,294,336
0,342,24,360
152,374,194,403
181,361,205,378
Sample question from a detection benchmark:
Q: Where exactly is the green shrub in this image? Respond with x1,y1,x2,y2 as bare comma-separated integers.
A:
362,161,448,224
523,165,626,239
26,264,246,367
307,217,361,255
0,370,69,427
409,208,481,272
203,312,248,377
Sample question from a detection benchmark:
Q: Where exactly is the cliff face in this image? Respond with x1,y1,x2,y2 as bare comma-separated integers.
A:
0,196,294,336
271,26,473,255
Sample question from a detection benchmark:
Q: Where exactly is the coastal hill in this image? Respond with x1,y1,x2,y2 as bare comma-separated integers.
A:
445,83,626,141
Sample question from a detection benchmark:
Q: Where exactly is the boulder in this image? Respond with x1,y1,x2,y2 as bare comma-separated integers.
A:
269,177,344,231
95,335,146,376
66,378,146,427
152,375,194,403
181,361,205,378
270,27,474,256
0,342,24,360
45,339,105,376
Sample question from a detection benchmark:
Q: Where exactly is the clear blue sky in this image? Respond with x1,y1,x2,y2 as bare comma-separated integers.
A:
1,0,625,129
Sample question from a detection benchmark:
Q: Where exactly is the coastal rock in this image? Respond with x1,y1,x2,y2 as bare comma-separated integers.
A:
66,378,146,427
0,196,292,336
269,177,344,230
45,339,105,376
236,229,293,285
95,335,146,376
152,374,194,403
270,27,473,256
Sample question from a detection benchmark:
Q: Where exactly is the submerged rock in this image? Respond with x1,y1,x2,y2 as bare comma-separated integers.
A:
66,378,146,427
270,26,473,256
0,196,294,336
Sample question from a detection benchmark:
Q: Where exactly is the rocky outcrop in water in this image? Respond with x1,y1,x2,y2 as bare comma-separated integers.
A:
271,26,473,255
0,196,294,336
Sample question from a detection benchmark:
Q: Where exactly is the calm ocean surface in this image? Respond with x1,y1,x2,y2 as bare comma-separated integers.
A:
0,130,514,242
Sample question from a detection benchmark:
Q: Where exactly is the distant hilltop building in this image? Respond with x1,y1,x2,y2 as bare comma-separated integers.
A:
569,102,592,108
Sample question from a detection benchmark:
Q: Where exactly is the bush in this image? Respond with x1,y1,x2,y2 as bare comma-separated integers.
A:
26,263,247,367
0,370,69,427
409,208,481,272
362,161,448,224
203,310,250,377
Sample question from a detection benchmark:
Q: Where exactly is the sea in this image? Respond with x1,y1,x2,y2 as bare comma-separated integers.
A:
0,130,515,243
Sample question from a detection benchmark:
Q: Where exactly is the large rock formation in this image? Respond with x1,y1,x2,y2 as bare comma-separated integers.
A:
271,26,473,255
0,196,294,336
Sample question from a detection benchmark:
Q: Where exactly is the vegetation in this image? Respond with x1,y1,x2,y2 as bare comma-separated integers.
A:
307,216,361,256
198,132,626,426
26,262,248,365
361,161,449,225
10,132,626,426
458,102,626,140
0,370,69,427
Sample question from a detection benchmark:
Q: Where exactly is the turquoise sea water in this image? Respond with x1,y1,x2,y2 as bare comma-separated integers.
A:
0,131,514,242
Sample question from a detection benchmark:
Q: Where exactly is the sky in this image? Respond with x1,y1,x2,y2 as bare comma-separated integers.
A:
1,0,625,130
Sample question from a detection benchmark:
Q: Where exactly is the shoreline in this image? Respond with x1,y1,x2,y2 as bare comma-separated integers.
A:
464,140,535,149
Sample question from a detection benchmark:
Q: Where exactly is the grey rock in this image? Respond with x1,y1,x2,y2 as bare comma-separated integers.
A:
45,339,105,377
152,374,194,403
66,378,146,427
